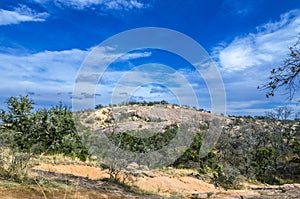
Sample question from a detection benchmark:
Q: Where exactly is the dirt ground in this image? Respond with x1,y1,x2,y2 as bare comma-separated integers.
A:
33,163,262,198
35,163,110,180
0,186,117,199
1,162,299,198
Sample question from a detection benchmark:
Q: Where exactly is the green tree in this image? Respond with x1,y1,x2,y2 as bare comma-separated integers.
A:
0,95,34,151
252,147,278,184
172,132,203,168
0,96,88,161
0,96,35,181
160,100,168,105
33,102,88,160
95,104,103,109
265,107,297,173
253,147,275,174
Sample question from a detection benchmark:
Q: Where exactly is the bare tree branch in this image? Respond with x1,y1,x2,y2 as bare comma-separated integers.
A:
259,37,300,100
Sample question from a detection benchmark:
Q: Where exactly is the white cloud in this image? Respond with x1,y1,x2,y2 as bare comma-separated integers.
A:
0,48,88,106
35,0,146,10
0,45,153,109
227,100,262,110
105,0,144,10
213,10,300,72
0,5,48,25
54,0,104,9
208,10,300,115
119,52,152,60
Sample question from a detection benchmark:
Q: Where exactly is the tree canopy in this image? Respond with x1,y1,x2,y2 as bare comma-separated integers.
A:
0,95,88,160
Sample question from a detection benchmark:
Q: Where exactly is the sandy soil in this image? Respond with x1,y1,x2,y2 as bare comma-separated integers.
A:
35,163,110,180
33,163,261,198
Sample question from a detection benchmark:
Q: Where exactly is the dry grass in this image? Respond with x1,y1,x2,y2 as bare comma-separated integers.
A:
32,154,100,167
0,183,120,199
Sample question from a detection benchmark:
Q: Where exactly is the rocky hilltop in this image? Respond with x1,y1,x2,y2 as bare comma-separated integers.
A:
78,104,219,132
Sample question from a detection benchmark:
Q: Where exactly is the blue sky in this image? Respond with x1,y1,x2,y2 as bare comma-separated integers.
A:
0,0,300,116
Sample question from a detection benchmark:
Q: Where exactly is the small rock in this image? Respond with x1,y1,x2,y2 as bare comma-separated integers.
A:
139,165,149,171
190,192,215,199
191,192,208,199
142,171,156,178
132,170,142,177
127,162,139,170
90,155,97,160
132,116,139,121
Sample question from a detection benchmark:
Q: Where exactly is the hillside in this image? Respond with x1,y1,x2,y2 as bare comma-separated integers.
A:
1,102,300,198
77,104,215,132
73,104,300,197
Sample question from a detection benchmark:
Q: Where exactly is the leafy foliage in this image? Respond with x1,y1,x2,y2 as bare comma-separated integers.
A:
170,107,300,186
172,132,203,168
0,95,34,151
108,124,178,153
0,95,88,161
95,104,104,109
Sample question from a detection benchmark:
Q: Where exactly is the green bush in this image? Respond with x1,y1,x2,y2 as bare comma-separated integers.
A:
109,124,178,153
0,95,88,162
172,133,202,168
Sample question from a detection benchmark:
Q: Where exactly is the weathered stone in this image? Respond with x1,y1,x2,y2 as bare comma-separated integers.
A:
142,171,156,178
139,165,149,171
126,162,139,170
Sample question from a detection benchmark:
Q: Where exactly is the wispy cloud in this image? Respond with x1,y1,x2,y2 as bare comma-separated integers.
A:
209,10,300,115
0,48,88,107
119,52,152,61
0,46,153,109
213,10,300,72
150,86,170,94
34,0,147,10
0,5,49,26
221,0,251,17
105,0,145,10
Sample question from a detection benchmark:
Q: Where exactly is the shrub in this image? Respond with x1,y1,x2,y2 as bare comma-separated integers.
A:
0,96,88,162
0,129,32,182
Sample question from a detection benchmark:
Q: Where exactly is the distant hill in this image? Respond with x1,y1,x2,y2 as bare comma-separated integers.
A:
77,104,218,133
